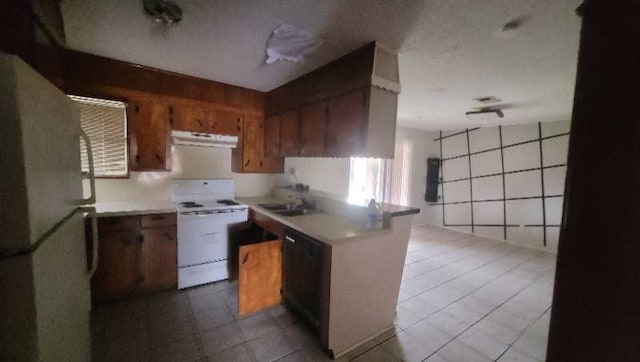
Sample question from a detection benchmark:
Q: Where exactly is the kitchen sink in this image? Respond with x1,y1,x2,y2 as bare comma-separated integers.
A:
275,208,322,217
258,203,291,211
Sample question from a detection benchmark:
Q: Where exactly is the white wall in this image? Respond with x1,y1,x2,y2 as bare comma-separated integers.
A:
86,145,277,202
277,157,351,197
436,120,570,252
395,126,442,226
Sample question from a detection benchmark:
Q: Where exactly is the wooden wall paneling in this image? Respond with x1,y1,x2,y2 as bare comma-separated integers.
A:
300,101,328,156
264,114,281,157
279,109,301,156
238,239,283,316
127,99,172,171
326,88,368,157
266,42,376,116
59,49,265,116
547,1,640,360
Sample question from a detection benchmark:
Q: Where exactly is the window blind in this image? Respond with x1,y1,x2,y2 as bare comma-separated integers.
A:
69,95,128,177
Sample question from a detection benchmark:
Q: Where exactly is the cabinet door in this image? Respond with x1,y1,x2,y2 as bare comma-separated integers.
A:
208,110,242,136
264,114,281,157
238,239,282,316
172,105,208,132
300,101,328,156
279,109,300,156
91,229,139,303
138,226,177,292
128,99,172,171
326,89,368,157
241,115,265,172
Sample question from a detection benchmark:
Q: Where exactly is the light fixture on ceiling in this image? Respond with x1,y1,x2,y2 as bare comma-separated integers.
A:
465,108,504,121
144,0,182,24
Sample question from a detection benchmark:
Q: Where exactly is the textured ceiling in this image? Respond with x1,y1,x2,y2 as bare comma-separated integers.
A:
60,0,581,130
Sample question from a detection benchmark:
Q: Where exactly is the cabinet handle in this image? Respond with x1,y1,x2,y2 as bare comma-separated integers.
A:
211,121,218,129
156,154,163,163
260,160,263,167
134,105,140,113
285,236,296,243
135,154,140,163
196,118,204,127
138,235,144,243
165,232,174,241
244,159,250,167
241,253,249,265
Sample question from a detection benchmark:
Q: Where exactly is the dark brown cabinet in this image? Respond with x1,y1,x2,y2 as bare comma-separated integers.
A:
264,114,281,157
279,110,301,156
90,213,177,304
326,88,368,157
138,226,177,292
128,99,172,171
300,101,328,156
91,221,139,303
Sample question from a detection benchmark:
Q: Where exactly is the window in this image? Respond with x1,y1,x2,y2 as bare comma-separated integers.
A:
347,138,412,206
70,96,128,178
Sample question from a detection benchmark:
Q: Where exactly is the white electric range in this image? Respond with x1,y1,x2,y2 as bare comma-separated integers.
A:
173,179,248,289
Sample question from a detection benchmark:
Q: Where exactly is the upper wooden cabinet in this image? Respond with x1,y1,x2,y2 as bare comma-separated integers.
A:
171,105,208,132
209,110,242,136
326,89,368,157
300,101,328,156
264,114,281,157
279,110,301,156
127,99,172,171
233,116,284,173
172,105,242,136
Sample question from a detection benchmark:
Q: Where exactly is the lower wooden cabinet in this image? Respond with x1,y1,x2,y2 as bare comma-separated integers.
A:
90,213,177,304
138,226,177,293
238,239,283,316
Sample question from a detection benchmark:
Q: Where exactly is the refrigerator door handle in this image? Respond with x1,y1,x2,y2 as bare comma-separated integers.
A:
80,206,99,278
78,129,96,205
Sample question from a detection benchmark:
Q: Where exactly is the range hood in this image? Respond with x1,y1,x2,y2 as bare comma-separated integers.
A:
171,130,238,148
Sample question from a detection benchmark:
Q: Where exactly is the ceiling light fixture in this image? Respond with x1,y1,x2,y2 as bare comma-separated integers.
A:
465,108,504,121
143,0,182,24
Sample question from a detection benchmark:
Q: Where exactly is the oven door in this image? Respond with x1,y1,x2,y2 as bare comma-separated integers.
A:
177,209,248,267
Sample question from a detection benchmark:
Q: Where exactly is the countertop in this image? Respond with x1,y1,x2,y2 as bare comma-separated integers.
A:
92,201,177,217
238,197,391,245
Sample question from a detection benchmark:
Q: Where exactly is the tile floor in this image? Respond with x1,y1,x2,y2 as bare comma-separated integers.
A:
91,225,556,361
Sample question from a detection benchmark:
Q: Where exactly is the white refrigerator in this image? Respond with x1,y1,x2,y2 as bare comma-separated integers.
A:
0,54,98,361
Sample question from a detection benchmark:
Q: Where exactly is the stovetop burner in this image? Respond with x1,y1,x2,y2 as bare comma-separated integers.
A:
217,199,240,206
180,201,204,208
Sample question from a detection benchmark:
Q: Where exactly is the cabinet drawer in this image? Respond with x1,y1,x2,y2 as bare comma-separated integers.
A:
98,216,138,232
141,213,176,228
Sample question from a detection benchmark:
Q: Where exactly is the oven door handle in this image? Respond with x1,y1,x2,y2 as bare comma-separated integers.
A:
204,231,220,235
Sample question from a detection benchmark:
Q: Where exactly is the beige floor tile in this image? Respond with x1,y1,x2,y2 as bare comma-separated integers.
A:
247,329,297,362
148,334,202,362
207,342,256,362
200,322,247,356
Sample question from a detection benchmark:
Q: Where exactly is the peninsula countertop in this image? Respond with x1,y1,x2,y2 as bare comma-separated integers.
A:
238,197,392,245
